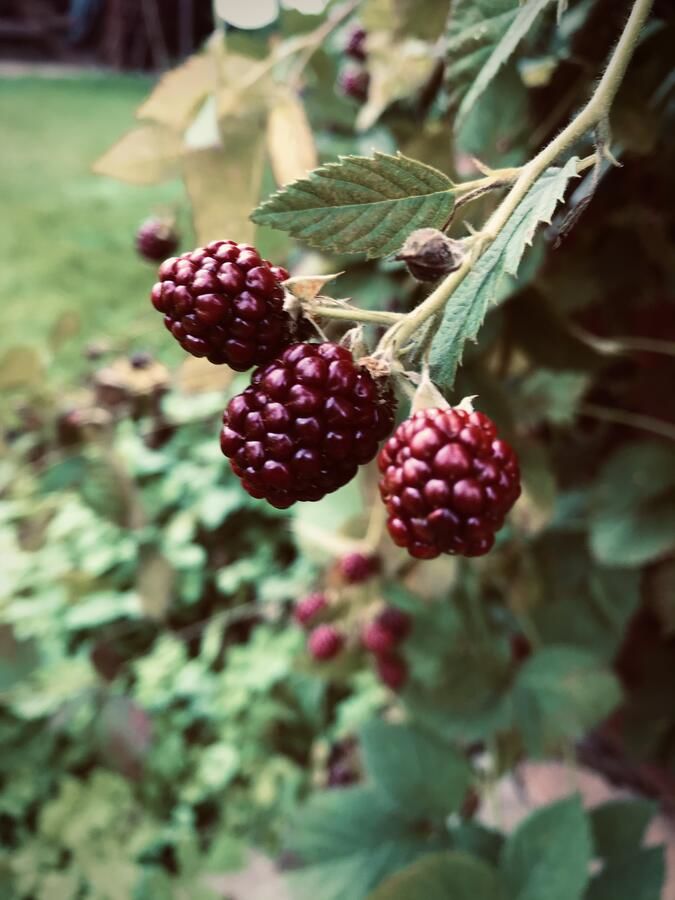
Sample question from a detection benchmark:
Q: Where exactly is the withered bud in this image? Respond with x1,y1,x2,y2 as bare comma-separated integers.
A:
396,228,466,282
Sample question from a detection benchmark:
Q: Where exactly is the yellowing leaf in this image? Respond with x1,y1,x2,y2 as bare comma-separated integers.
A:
357,35,435,132
136,52,217,131
183,114,265,244
0,345,44,389
266,90,318,186
92,124,182,185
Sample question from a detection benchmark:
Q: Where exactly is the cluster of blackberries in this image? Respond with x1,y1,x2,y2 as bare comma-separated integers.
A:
149,238,521,559
338,25,370,103
293,560,411,692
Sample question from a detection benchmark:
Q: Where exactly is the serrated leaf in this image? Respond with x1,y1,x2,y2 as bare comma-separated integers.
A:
456,0,554,130
585,848,665,900
360,720,472,817
513,646,621,755
501,796,591,900
136,52,216,131
92,124,182,185
266,89,318,186
369,851,504,900
429,156,580,389
251,152,455,258
445,0,519,113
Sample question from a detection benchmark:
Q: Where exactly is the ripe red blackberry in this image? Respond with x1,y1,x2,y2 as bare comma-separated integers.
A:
338,66,370,103
375,652,407,691
150,240,291,370
308,624,344,661
294,592,328,628
220,342,395,509
378,406,520,559
376,606,411,641
338,551,380,584
344,25,367,61
136,217,179,262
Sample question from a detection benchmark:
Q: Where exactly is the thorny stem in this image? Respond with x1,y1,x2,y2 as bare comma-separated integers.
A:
370,0,654,360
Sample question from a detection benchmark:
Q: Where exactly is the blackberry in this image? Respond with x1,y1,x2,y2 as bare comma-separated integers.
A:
220,342,396,508
338,552,380,584
375,652,407,691
378,406,520,559
136,217,179,262
339,67,370,103
377,606,411,641
294,592,328,628
362,605,411,654
344,25,367,61
151,240,292,371
308,624,344,661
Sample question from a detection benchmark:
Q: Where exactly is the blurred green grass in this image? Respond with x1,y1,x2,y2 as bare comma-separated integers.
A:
0,74,188,381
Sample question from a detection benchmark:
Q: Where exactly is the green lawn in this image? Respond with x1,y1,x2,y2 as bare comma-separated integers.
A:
0,74,189,382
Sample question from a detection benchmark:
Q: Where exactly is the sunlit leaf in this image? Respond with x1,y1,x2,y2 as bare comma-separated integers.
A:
92,124,182,185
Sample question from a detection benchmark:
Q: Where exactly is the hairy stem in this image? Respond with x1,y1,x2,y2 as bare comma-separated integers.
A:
309,304,404,326
379,0,653,359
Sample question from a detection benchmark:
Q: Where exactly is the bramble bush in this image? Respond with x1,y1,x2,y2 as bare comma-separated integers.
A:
2,0,675,897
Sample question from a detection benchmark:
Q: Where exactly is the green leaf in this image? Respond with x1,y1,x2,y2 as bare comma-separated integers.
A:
287,786,452,900
251,152,455,258
590,441,675,567
368,851,505,900
360,720,472,817
501,796,591,900
518,370,590,427
590,799,656,861
513,646,621,755
429,157,580,389
445,0,519,113
456,0,554,130
585,848,665,900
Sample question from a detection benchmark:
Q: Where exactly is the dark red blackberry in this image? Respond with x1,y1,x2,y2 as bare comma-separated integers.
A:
308,624,344,661
376,606,411,641
136,217,179,262
344,25,367,61
220,342,396,509
338,552,380,584
375,652,407,691
294,592,328,628
338,67,370,103
378,406,520,559
150,240,292,371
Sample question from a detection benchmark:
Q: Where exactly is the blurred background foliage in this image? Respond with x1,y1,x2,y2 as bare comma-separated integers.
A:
1,0,674,897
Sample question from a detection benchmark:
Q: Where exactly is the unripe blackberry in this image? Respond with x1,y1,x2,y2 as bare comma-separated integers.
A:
376,606,411,641
378,407,520,559
294,592,328,628
308,624,344,661
136,217,179,262
396,229,466,282
339,66,370,103
344,25,367,61
220,342,396,509
150,240,292,371
338,552,380,584
362,621,397,654
375,652,407,691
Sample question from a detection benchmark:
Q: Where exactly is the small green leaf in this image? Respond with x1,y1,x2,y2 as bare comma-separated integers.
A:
251,152,455,258
590,799,656,861
360,720,472,817
430,157,580,389
501,796,591,900
585,848,665,900
369,851,505,900
456,0,554,130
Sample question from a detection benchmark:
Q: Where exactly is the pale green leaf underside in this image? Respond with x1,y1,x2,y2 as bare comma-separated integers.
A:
456,0,555,129
250,152,455,258
430,156,580,389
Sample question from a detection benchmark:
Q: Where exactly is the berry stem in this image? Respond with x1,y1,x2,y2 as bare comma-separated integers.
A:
309,304,404,326
378,0,653,361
